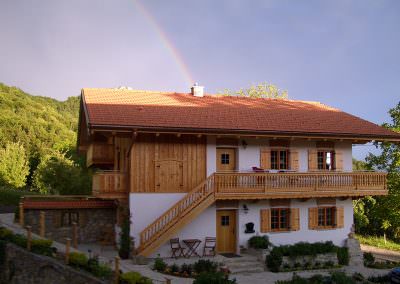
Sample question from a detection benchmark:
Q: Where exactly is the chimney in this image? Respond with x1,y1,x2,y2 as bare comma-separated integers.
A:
191,83,204,97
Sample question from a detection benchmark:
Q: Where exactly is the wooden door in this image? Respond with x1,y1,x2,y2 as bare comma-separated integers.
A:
216,210,237,253
216,148,236,172
155,160,184,192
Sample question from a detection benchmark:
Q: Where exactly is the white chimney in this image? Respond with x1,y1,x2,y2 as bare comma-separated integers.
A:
191,83,204,97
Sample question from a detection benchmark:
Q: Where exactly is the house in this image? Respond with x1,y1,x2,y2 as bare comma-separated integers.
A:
77,85,400,258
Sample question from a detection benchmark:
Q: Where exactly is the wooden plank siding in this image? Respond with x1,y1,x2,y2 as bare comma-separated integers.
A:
130,134,206,193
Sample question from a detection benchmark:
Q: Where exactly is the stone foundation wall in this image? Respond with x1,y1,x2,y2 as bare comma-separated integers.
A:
24,208,116,244
0,243,106,284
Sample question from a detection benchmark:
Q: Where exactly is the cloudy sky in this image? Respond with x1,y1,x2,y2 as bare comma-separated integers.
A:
1,0,399,159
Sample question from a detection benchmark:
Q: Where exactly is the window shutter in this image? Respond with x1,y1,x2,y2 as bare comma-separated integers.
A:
335,151,343,171
260,209,271,233
290,208,300,231
260,148,271,169
290,151,299,171
308,207,318,230
336,207,344,228
308,150,318,171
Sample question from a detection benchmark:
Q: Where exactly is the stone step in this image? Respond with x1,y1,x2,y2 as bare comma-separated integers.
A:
229,265,265,274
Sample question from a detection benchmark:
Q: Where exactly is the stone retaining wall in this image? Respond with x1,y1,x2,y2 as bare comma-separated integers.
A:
0,243,107,284
282,252,338,267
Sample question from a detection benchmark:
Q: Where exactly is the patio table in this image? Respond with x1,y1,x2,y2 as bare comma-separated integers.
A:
182,239,201,257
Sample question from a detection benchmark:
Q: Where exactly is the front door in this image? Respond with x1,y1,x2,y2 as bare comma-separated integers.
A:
216,148,236,172
216,210,237,253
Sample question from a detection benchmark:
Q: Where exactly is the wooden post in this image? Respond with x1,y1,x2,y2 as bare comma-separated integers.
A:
65,238,71,264
72,222,78,249
19,202,24,226
114,256,120,284
26,226,32,251
40,211,45,238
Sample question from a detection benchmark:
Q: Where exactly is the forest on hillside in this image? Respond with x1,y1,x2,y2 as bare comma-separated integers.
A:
0,82,90,195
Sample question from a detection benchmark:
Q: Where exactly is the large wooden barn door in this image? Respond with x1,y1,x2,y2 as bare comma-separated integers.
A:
155,160,184,192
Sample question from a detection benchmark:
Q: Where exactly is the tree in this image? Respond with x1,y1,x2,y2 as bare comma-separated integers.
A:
219,82,288,98
33,152,91,195
0,142,29,188
354,102,400,239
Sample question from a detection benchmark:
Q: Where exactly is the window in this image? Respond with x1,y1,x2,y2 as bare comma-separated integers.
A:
221,153,230,165
61,211,79,227
271,208,290,230
221,215,230,226
317,207,336,227
317,151,335,170
271,150,289,170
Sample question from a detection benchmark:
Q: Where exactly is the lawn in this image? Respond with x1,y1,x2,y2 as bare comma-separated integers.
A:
0,186,39,206
356,234,400,252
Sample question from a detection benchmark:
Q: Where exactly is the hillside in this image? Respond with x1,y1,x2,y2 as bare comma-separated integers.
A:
0,83,79,156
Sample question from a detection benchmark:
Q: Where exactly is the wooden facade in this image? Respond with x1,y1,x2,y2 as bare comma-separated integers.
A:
130,134,206,193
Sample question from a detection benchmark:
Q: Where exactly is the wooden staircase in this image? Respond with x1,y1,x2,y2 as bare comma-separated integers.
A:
137,174,216,257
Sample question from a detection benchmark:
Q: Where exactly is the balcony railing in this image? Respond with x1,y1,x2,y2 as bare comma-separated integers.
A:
92,171,127,198
86,143,114,167
214,171,387,198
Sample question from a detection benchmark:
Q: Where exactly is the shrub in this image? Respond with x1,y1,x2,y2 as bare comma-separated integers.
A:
336,247,349,265
330,271,355,283
31,239,55,256
367,274,390,283
170,263,179,273
10,233,27,247
153,255,167,272
119,217,131,259
0,227,13,240
89,262,113,279
0,240,6,265
69,252,88,268
248,235,270,249
120,271,153,284
193,259,218,274
266,248,283,272
180,263,193,275
193,272,236,284
363,252,375,266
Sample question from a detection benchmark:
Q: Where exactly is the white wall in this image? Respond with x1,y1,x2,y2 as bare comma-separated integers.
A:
129,193,216,258
208,138,353,173
237,198,353,248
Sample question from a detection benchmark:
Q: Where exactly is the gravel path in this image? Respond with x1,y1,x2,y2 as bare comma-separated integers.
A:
361,244,400,262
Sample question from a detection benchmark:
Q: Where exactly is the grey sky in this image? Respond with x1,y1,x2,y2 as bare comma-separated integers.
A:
1,0,399,159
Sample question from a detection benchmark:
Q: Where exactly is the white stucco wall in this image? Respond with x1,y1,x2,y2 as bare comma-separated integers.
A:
210,138,353,173
129,193,216,258
237,198,353,248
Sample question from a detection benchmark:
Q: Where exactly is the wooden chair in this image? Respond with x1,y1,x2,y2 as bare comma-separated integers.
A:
170,238,185,258
202,237,216,257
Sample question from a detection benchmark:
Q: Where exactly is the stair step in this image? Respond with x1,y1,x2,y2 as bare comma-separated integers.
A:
229,265,265,274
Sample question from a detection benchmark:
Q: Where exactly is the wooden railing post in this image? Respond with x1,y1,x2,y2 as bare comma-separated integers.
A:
40,211,45,238
65,238,71,264
19,201,24,226
26,226,32,251
72,222,78,249
114,256,120,284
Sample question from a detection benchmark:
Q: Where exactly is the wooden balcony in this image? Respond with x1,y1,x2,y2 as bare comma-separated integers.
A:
92,171,128,199
86,143,114,167
214,172,387,199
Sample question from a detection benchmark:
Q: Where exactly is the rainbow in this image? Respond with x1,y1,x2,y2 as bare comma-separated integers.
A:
133,0,195,87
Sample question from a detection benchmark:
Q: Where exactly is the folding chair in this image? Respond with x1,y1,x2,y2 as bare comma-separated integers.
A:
202,237,216,257
170,238,185,258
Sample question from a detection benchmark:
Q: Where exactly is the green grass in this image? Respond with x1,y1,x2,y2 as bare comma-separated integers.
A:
0,186,39,206
356,234,400,252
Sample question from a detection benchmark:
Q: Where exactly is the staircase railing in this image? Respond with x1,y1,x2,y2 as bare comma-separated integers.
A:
139,174,215,250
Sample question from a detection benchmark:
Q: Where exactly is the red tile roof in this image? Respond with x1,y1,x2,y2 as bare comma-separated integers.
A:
23,200,116,209
81,88,400,140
